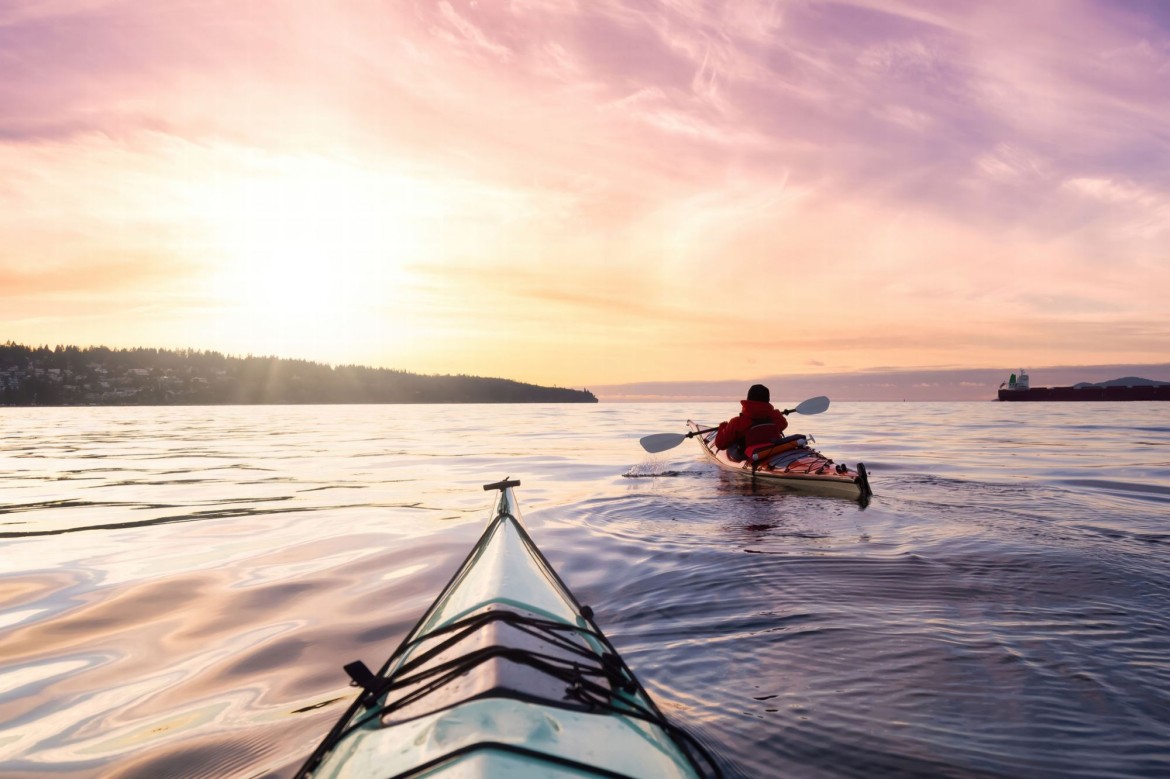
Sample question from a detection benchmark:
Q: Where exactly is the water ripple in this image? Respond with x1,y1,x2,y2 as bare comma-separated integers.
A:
1,402,1168,778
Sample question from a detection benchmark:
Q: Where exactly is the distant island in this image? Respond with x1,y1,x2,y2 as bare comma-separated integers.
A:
0,343,598,406
1072,377,1169,389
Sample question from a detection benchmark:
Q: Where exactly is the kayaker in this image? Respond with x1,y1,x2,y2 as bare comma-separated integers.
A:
714,383,789,461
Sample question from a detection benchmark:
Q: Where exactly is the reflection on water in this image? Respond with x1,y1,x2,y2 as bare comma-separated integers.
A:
2,402,1169,777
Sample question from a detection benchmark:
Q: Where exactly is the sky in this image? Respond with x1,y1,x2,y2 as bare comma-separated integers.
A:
2,0,1168,393
593,362,1170,402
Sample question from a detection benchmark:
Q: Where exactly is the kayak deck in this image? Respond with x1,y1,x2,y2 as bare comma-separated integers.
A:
296,479,721,778
687,420,872,502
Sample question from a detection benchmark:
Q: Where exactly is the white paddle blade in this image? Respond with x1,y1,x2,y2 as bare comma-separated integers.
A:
639,432,688,453
793,395,830,415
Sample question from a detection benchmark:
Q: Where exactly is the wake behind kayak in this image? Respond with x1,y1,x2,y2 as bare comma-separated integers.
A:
295,479,722,778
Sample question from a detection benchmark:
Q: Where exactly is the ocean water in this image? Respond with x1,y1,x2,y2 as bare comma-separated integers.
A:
1,401,1168,778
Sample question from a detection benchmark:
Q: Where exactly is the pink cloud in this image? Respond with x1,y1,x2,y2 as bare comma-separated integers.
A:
1,0,1168,384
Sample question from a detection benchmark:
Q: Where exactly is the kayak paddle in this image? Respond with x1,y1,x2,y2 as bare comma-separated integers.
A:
638,395,831,453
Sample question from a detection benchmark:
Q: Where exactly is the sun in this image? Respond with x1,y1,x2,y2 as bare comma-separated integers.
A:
196,158,422,356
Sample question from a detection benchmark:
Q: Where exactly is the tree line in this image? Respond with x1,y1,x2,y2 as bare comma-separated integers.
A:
0,343,598,405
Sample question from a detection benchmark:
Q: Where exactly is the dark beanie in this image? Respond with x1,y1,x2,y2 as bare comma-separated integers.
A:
747,384,770,403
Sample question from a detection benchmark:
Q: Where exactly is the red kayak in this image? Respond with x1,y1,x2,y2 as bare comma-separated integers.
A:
686,420,872,501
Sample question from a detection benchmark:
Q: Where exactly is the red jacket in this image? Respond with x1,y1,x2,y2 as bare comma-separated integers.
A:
714,399,789,451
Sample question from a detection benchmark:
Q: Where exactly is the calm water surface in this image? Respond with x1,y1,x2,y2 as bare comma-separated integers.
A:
2,402,1169,778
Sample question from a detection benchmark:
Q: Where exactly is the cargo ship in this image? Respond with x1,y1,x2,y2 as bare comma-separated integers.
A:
998,370,1170,401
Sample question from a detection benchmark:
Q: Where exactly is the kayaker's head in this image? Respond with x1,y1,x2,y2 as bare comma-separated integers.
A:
747,384,770,403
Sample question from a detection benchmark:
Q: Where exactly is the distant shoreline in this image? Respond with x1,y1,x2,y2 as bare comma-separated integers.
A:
0,343,598,406
1,400,599,408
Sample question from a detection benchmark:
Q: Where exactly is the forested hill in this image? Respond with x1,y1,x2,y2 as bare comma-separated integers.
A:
0,344,598,405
